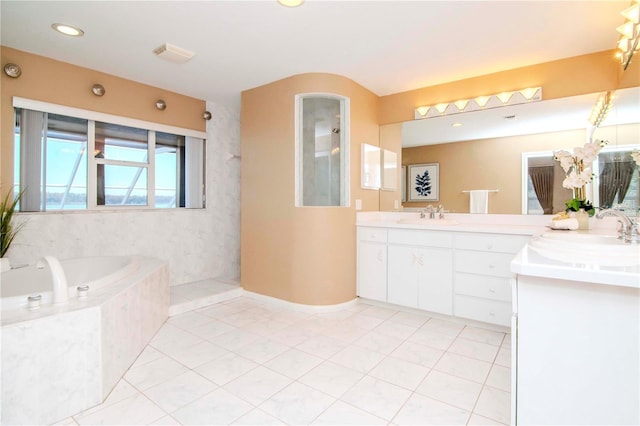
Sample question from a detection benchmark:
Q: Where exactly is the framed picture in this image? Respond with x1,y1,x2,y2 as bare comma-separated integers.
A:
401,166,406,202
408,163,439,202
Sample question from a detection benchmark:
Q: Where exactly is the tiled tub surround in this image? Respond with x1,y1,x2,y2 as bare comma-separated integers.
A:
1,256,137,310
1,256,169,425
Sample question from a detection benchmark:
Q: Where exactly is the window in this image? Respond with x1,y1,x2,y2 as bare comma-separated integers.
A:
95,121,149,207
295,94,349,207
13,100,205,212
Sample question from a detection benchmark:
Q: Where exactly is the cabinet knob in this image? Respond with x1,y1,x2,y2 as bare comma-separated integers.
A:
488,264,495,269
489,312,495,316
377,250,384,262
487,244,493,250
489,288,496,293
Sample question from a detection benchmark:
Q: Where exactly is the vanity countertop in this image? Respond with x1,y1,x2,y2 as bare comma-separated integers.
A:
511,230,640,289
357,211,548,236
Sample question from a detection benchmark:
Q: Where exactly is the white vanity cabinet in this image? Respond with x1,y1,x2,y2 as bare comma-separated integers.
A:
387,230,453,314
356,227,388,302
356,220,536,327
453,233,529,326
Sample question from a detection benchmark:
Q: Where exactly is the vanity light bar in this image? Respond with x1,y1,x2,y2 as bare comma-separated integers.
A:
616,0,640,70
414,87,542,120
589,91,614,127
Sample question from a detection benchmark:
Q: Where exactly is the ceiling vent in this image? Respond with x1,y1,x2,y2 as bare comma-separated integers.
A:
153,43,195,64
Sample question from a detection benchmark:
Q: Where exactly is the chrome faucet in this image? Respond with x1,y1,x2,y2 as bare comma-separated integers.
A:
595,209,639,244
36,256,69,304
420,205,436,219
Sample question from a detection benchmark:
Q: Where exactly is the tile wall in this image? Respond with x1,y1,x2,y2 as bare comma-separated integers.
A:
7,102,241,286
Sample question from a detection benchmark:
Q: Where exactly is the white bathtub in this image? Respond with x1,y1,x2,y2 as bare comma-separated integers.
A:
1,256,138,311
1,255,169,425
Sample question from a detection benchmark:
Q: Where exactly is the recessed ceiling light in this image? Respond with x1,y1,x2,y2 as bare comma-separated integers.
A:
52,23,84,37
451,123,463,127
278,0,304,7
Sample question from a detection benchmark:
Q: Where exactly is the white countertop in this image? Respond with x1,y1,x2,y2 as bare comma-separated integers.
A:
511,233,640,289
357,211,548,236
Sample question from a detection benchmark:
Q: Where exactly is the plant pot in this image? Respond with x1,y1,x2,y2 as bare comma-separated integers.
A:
1,257,10,272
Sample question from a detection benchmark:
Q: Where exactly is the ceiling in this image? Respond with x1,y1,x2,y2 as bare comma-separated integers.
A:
0,1,629,110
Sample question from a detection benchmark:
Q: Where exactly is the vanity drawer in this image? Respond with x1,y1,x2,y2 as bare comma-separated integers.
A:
454,295,511,327
388,229,453,248
455,250,515,278
358,227,388,243
456,233,529,254
455,273,511,302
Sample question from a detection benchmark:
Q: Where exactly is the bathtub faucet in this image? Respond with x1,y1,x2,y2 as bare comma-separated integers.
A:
36,256,69,304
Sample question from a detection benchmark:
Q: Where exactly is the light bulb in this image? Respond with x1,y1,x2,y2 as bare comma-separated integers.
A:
497,92,514,104
416,106,430,117
453,100,469,111
475,96,491,107
434,103,448,114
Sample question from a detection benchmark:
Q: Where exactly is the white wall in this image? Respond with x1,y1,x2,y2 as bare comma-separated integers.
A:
7,101,241,286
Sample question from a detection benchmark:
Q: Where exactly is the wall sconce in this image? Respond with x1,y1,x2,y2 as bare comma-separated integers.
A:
155,99,166,111
588,91,613,127
203,111,212,120
414,87,542,120
3,63,22,78
91,84,105,96
616,1,640,70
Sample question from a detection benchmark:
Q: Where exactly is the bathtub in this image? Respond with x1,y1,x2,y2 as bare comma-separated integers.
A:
1,256,138,311
1,255,169,425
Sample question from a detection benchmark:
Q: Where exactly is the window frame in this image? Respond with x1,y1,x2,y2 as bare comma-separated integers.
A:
13,97,206,212
294,93,350,208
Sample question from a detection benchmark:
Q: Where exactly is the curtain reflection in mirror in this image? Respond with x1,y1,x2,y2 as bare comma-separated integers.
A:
598,151,638,210
528,166,554,214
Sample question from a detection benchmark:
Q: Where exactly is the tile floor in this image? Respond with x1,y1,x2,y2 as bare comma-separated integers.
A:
58,295,512,425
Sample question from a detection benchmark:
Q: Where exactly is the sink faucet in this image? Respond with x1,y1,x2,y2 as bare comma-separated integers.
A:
420,205,436,219
36,256,69,304
595,209,639,244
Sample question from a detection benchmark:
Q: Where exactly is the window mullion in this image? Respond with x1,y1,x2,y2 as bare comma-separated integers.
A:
148,130,156,208
87,120,97,209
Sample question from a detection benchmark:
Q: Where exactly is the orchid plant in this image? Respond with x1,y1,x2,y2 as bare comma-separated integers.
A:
554,139,607,216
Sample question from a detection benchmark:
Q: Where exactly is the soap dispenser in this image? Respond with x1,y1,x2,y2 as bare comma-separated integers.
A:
576,208,589,230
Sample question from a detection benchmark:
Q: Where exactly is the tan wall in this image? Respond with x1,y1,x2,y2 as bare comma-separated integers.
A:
402,123,639,214
241,73,379,305
379,50,621,125
0,46,206,193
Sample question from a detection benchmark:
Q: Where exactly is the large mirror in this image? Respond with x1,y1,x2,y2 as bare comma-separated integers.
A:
383,86,639,215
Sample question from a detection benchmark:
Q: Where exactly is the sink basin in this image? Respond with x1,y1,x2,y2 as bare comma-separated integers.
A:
529,231,640,266
397,218,459,226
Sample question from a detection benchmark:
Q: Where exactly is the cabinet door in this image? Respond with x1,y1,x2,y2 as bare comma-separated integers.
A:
387,245,419,308
418,247,453,315
357,241,387,302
